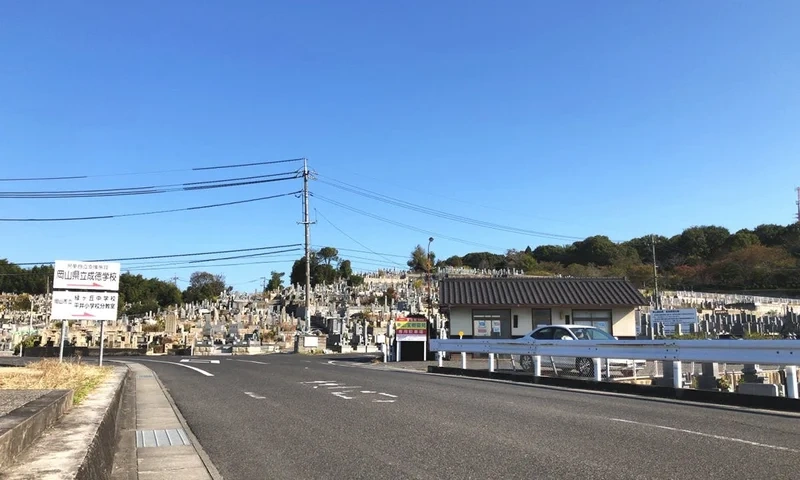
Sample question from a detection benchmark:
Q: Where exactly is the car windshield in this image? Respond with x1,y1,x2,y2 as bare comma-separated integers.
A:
570,327,614,340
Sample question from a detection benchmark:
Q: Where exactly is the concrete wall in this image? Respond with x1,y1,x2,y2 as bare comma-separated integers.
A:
447,306,639,338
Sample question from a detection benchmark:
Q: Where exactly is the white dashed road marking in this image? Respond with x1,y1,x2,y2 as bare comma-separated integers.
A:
378,393,397,398
244,392,266,399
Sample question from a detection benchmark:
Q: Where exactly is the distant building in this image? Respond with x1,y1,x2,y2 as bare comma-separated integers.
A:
439,277,648,339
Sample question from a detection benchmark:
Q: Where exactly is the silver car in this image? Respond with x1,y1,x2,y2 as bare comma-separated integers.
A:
512,325,645,377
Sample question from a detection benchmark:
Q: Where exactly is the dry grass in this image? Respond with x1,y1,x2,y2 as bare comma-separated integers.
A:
0,359,111,405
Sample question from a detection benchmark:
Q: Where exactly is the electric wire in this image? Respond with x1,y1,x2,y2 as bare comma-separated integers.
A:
314,209,406,268
0,158,304,182
0,190,301,222
317,175,584,241
0,172,299,199
311,193,506,251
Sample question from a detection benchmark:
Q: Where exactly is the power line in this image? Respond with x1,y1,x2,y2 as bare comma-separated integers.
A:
0,158,304,182
312,193,506,251
11,243,304,266
310,245,407,259
317,175,585,241
314,209,406,268
0,190,301,222
0,172,298,199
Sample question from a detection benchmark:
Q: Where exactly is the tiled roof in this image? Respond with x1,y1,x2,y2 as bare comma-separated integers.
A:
439,277,648,307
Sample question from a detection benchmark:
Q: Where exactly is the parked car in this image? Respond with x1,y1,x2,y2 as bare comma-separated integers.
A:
511,325,645,377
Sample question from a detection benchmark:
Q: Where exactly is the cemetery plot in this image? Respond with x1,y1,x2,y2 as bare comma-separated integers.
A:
299,380,398,403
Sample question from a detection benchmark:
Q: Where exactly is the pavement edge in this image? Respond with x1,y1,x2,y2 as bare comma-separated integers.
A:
428,366,800,413
149,368,224,480
0,390,73,469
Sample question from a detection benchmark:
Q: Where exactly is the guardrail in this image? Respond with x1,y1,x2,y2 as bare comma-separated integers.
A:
429,338,800,399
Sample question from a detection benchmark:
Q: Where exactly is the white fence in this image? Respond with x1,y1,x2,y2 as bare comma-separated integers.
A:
429,338,800,399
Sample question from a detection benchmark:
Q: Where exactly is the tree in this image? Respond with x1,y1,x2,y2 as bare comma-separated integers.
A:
504,249,537,273
407,245,435,272
266,271,285,291
571,236,620,266
338,260,353,279
461,252,504,269
443,255,463,267
182,272,225,304
723,229,761,253
317,247,339,265
13,294,32,311
531,245,569,265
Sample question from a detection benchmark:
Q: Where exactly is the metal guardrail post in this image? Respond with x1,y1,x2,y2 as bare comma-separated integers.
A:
593,358,602,382
489,353,495,372
461,352,467,369
673,361,683,389
786,365,798,399
533,355,541,377
438,351,443,367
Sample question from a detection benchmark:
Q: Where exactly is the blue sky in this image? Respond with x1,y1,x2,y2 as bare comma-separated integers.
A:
1,1,799,291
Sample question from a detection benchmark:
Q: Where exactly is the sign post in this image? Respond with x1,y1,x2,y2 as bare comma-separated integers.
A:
98,320,106,366
51,261,120,364
58,321,66,363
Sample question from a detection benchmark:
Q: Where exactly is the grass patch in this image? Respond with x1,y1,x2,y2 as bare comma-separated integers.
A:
0,359,111,405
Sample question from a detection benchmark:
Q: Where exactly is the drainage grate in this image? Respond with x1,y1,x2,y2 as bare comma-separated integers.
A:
136,429,192,448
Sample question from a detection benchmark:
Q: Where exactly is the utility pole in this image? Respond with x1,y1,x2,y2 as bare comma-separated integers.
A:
651,235,659,309
300,158,314,333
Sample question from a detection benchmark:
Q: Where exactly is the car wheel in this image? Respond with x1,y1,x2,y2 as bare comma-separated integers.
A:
520,355,534,372
576,357,594,377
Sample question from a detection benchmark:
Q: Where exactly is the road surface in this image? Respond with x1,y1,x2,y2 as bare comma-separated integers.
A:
124,354,800,480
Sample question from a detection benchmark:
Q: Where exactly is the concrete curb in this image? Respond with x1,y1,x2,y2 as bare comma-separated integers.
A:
428,366,800,413
1,366,128,480
0,390,73,469
150,368,224,480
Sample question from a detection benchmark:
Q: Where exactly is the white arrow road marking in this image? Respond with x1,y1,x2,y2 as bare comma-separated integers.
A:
331,391,353,400
378,393,397,398
244,392,266,399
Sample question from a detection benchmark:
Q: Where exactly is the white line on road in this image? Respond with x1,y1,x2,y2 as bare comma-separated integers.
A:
327,386,361,390
608,418,800,453
302,381,336,384
361,391,377,394
378,393,397,398
244,391,266,399
118,359,215,377
180,359,220,364
331,391,353,400
234,360,270,365
373,400,395,403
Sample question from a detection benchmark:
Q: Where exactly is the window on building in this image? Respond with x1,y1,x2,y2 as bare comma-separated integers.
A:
532,309,551,328
572,309,612,333
513,314,519,329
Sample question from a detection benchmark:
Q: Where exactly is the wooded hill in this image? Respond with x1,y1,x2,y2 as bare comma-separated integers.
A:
434,223,800,294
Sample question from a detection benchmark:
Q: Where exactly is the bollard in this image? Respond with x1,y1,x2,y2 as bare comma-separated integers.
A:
461,352,467,369
786,365,798,399
489,353,495,372
438,351,443,367
673,361,683,389
593,358,602,382
533,355,541,377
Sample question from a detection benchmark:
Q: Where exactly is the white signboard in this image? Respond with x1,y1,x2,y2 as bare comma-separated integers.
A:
651,309,698,327
53,260,121,291
51,290,119,321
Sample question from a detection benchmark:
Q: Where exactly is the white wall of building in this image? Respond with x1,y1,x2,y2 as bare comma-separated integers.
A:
447,306,639,338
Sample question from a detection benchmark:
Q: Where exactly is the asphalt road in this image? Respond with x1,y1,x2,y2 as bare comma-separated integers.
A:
123,354,800,480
